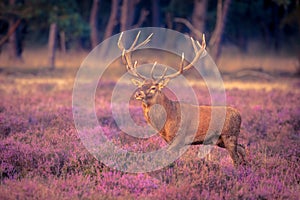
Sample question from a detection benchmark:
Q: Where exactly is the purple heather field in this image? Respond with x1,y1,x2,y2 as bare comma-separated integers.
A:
0,68,299,200
1,0,300,199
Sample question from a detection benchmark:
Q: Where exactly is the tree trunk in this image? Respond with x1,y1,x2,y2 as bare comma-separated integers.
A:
131,9,149,29
152,0,160,27
272,3,280,52
7,0,21,61
174,0,231,63
59,31,66,53
8,19,18,60
104,0,119,39
90,0,100,48
192,0,207,37
174,18,202,39
120,0,136,31
121,0,147,31
165,12,173,29
0,19,21,47
48,23,57,69
209,0,231,62
127,0,136,27
120,0,129,31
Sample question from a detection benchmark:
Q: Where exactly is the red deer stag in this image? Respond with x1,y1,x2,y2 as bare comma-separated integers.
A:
118,31,246,166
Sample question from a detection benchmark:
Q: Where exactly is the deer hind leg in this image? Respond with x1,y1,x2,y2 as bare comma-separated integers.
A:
221,135,241,166
237,144,247,165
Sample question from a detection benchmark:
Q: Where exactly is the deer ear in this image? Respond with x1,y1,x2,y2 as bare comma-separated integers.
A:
158,78,170,90
131,79,144,88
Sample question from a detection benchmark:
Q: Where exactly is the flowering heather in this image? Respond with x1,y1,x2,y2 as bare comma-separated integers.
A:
0,71,299,200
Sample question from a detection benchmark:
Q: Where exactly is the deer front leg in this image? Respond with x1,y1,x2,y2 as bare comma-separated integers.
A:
221,135,242,166
167,132,187,152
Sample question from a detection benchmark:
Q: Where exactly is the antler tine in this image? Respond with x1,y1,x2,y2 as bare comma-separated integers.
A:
202,34,206,48
150,62,157,80
179,52,184,73
117,31,154,80
181,35,206,71
134,33,153,50
157,52,184,80
117,32,124,50
191,37,198,54
163,34,206,80
157,66,168,81
124,60,146,80
128,31,141,51
152,63,168,82
121,50,127,64
129,61,147,80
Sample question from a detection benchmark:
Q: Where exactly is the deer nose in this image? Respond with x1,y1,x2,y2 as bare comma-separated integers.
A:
135,91,145,100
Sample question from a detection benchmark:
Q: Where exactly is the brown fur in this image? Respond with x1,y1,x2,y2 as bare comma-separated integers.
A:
134,80,246,166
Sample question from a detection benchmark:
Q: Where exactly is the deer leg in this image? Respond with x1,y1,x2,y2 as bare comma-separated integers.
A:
221,135,241,166
237,144,247,165
167,132,186,153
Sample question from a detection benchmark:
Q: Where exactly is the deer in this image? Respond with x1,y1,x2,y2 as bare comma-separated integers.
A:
117,31,246,166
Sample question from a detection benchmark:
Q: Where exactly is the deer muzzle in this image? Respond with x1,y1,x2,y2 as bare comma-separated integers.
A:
135,91,145,100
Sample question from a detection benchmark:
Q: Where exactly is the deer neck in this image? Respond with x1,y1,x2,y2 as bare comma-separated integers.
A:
141,91,180,142
142,91,178,119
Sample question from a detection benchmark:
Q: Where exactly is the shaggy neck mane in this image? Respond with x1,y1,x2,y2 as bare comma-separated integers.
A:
142,90,179,122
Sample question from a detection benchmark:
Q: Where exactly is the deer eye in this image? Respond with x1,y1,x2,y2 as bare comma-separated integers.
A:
149,86,156,93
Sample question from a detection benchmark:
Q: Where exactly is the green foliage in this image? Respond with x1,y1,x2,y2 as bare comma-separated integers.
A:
164,0,194,17
0,0,24,20
226,1,267,39
272,0,291,9
281,3,300,29
29,0,90,44
0,0,90,46
1,0,300,51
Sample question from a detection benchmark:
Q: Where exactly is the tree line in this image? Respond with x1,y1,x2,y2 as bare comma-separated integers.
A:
0,0,299,68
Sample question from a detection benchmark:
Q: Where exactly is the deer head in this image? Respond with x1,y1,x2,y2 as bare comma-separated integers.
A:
117,31,206,106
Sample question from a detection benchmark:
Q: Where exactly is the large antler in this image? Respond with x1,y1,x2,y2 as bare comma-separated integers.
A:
118,31,153,80
156,34,206,81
